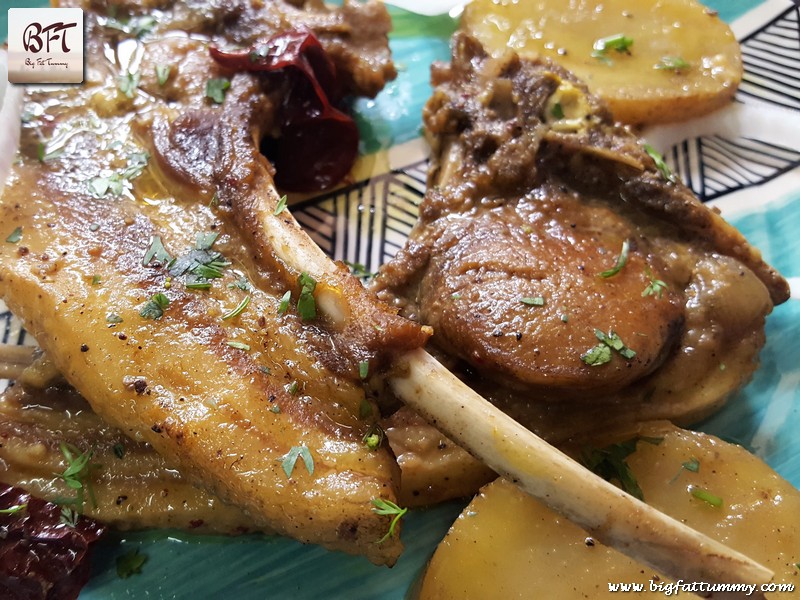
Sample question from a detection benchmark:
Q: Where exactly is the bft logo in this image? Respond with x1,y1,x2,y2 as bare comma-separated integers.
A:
7,8,84,84
23,21,78,54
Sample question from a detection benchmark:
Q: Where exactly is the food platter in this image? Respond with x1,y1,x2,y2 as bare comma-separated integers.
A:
1,0,799,597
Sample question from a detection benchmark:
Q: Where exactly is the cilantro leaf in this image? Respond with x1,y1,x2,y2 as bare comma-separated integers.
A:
206,78,231,104
599,240,629,278
655,56,690,72
282,445,314,478
644,144,678,183
142,235,172,266
273,194,288,216
297,272,317,321
371,498,407,543
118,71,140,99
5,227,22,244
139,292,170,319
155,64,171,86
582,439,644,500
116,547,148,579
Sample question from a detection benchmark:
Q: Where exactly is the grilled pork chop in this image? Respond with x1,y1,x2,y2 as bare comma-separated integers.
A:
0,0,428,564
374,34,789,446
0,382,256,534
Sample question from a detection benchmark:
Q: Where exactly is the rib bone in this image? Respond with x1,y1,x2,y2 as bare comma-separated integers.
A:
390,349,773,587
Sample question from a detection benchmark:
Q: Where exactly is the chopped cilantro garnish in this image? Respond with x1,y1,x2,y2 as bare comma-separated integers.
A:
682,457,700,473
281,445,314,478
118,71,140,99
60,507,78,527
155,64,171,86
113,443,126,459
520,296,545,306
690,486,723,508
277,290,291,315
37,142,63,163
592,34,633,61
273,194,288,216
57,441,98,510
297,272,317,321
228,276,253,292
581,343,612,366
104,14,156,38
5,227,22,244
116,547,148,579
189,260,227,280
206,78,230,104
227,341,250,351
222,295,251,320
655,56,690,72
550,102,565,119
0,504,27,515
139,292,169,319
185,280,212,291
642,267,668,298
88,174,124,197
582,437,658,501
643,144,678,183
168,235,229,290
88,153,148,198
582,329,637,365
371,498,407,544
121,152,149,179
106,313,123,326
285,381,299,395
142,235,172,266
343,260,376,280
195,232,218,251
599,240,629,278
359,360,369,379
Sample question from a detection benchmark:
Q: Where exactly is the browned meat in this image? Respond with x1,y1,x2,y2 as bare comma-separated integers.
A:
0,1,424,565
0,383,257,534
374,34,789,443
75,0,395,98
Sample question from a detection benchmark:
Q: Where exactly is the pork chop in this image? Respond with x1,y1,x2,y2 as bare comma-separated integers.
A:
0,0,427,565
374,34,789,444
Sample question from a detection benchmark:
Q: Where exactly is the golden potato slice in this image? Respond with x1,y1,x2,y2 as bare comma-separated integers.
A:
461,0,742,125
418,423,800,598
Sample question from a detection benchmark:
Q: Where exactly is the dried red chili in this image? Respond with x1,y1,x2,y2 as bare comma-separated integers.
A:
210,29,359,193
0,483,106,600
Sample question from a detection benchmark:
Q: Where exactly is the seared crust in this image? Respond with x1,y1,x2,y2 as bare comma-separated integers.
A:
374,34,787,423
0,1,414,564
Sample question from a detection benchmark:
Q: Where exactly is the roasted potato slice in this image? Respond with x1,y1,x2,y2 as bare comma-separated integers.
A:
418,423,800,598
461,0,742,125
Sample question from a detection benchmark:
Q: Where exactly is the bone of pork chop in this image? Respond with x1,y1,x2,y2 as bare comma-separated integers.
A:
0,4,425,565
0,17,774,586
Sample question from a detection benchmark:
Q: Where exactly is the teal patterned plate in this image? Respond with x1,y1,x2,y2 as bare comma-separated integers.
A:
1,1,798,598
